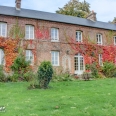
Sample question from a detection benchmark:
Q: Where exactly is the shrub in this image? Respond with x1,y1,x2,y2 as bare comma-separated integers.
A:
38,61,53,89
11,54,31,81
52,71,75,82
102,62,116,78
0,65,7,82
52,67,75,81
86,63,99,78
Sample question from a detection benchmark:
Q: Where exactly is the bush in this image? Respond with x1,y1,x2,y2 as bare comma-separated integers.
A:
38,61,53,89
52,71,75,82
11,54,31,81
102,62,116,78
0,65,7,82
86,63,100,78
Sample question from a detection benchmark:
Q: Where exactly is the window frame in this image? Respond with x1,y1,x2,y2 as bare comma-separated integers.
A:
99,54,103,66
51,28,59,42
0,22,7,37
25,25,34,40
51,51,59,66
97,34,103,45
114,36,116,45
76,31,82,42
0,49,5,65
25,50,34,65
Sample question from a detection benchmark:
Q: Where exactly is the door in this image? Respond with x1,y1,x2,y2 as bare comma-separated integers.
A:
74,53,84,75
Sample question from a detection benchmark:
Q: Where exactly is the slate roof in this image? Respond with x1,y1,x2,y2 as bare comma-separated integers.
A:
0,5,116,31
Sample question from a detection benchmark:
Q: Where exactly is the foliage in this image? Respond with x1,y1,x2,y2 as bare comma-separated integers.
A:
0,65,7,82
11,54,31,81
102,62,116,78
38,61,53,89
52,67,75,81
0,37,18,72
9,20,25,39
86,63,99,78
56,0,90,18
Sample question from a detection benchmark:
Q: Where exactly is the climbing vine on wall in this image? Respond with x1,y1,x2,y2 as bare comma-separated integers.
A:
0,37,18,72
65,31,116,72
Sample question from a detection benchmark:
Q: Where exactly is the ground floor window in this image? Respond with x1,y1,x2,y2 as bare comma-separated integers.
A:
25,50,34,64
0,49,5,65
51,51,59,66
74,53,84,74
99,54,103,66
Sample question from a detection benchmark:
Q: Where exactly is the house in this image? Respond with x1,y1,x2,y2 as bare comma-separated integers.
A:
0,0,116,75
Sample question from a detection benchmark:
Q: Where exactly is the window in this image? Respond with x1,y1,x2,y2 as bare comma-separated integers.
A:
25,50,34,64
51,51,59,66
99,54,103,66
51,28,59,41
76,31,82,42
75,53,84,71
0,22,7,37
114,36,116,45
0,49,5,65
25,25,34,39
97,34,102,45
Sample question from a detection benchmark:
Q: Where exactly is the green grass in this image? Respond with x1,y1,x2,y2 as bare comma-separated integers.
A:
0,78,116,116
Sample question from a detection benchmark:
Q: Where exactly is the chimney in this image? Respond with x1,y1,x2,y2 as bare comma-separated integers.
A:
15,0,21,10
86,11,97,21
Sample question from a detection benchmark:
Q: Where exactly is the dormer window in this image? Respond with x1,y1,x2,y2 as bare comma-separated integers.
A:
97,34,102,45
76,31,82,42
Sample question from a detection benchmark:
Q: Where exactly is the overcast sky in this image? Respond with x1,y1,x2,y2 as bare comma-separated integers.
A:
0,0,116,22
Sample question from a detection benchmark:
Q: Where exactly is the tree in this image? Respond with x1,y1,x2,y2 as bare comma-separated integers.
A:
112,17,116,24
56,0,91,18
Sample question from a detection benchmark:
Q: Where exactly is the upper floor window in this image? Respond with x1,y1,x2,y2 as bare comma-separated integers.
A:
25,25,34,39
0,49,5,65
114,36,116,45
0,22,7,37
51,51,59,66
25,50,34,64
97,34,102,45
76,31,82,42
51,28,59,41
99,54,103,66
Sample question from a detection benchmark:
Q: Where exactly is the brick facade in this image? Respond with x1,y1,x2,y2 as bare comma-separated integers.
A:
0,14,116,74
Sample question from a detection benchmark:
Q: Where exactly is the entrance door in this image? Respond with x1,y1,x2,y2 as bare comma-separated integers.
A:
74,53,84,75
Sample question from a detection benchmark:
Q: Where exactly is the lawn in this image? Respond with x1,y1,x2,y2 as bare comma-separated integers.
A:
0,78,116,116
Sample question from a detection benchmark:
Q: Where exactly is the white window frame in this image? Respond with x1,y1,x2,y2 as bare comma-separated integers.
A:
51,28,59,42
0,22,7,37
25,25,34,40
51,51,59,66
97,34,102,45
99,54,103,66
0,49,5,65
114,36,116,45
74,53,85,74
25,50,34,65
76,31,82,42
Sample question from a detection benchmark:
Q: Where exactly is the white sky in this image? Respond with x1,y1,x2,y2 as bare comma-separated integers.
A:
0,0,116,22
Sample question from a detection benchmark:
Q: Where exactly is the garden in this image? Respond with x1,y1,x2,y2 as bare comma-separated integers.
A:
0,20,116,116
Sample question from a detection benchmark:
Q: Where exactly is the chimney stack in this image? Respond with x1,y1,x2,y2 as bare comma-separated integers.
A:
15,0,21,10
86,11,97,21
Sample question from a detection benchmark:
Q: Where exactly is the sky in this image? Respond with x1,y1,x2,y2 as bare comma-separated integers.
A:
0,0,116,22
